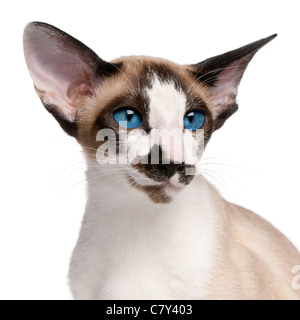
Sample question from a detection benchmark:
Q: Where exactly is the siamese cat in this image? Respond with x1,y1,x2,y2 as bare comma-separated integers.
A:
24,22,300,300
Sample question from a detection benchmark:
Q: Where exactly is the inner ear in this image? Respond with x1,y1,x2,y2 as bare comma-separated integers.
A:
24,22,121,136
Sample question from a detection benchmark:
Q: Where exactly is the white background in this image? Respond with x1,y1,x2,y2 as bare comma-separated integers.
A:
0,0,299,300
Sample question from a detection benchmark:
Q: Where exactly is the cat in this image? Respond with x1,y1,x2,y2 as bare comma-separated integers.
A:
23,22,300,300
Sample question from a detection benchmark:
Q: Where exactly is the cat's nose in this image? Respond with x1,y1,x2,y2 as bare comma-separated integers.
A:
159,163,185,178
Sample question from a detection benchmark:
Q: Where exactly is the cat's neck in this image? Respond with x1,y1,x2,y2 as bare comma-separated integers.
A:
85,163,222,219
83,161,228,243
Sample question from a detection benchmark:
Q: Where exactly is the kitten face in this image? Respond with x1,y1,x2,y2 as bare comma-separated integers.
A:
23,22,276,203
76,57,214,202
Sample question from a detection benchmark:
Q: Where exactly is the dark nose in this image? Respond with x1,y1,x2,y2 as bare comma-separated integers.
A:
160,163,185,177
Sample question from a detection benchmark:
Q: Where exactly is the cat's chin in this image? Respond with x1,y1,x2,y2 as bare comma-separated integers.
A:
127,175,185,204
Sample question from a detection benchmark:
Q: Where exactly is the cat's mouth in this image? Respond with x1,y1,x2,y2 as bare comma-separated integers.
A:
127,169,192,204
128,176,181,204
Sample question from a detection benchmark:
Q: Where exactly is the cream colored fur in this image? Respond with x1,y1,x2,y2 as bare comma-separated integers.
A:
69,160,300,300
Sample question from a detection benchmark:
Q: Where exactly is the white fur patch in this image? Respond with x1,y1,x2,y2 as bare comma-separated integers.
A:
146,76,187,163
147,75,186,131
127,167,162,187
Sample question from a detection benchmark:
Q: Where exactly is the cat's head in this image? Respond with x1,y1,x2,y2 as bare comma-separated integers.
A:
24,22,276,203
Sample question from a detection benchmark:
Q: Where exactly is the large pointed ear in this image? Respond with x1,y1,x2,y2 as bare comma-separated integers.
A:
191,34,277,130
23,22,120,136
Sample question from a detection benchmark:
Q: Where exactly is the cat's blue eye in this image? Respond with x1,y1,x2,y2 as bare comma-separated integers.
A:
184,110,205,130
113,108,142,129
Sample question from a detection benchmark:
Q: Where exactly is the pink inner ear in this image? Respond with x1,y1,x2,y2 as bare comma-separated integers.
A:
24,26,94,121
210,61,243,115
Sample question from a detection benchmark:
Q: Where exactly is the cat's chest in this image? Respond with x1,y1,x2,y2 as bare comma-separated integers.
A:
78,205,216,299
70,179,220,299
96,234,212,299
